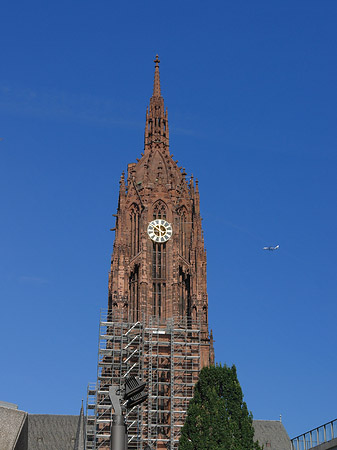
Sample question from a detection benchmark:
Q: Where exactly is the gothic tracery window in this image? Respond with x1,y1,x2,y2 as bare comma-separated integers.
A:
153,200,167,220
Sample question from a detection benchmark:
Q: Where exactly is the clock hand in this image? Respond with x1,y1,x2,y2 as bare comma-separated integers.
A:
153,225,161,233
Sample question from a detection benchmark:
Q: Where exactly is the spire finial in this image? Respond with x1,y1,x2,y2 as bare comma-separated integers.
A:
153,54,161,97
145,55,168,153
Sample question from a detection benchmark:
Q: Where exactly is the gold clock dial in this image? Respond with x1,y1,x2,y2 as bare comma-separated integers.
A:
147,219,172,243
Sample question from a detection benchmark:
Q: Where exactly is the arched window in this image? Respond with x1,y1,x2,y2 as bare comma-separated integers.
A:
130,204,140,257
153,200,167,220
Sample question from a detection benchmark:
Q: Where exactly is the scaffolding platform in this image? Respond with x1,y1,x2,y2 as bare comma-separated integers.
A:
86,310,201,450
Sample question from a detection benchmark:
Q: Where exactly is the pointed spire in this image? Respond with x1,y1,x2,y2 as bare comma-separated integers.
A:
189,174,195,196
119,171,126,197
144,55,169,154
194,178,200,215
195,179,199,193
153,54,161,97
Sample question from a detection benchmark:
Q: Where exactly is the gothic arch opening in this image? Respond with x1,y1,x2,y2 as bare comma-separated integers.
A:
152,200,167,220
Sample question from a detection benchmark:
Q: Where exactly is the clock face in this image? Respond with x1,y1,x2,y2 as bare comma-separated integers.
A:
147,219,173,243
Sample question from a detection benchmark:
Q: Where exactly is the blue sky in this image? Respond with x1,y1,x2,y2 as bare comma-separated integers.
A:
0,0,336,440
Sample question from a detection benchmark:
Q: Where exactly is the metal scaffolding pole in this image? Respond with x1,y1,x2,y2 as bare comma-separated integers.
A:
86,310,202,450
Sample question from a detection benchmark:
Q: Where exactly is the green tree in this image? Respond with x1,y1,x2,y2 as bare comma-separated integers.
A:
179,364,262,450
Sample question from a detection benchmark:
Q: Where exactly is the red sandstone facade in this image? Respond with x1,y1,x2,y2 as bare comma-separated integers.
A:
108,56,214,368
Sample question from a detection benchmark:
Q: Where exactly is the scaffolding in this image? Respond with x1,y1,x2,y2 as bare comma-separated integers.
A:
86,309,201,450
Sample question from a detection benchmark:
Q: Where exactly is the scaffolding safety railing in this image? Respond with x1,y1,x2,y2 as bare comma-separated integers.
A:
86,309,203,450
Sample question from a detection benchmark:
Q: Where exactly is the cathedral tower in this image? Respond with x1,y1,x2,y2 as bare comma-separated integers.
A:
108,55,212,366
86,56,214,450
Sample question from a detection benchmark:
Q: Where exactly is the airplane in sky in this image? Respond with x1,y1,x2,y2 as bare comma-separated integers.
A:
263,244,279,251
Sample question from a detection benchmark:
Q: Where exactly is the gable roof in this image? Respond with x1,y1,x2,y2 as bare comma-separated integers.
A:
1,409,293,450
253,420,292,450
28,415,79,450
0,405,28,450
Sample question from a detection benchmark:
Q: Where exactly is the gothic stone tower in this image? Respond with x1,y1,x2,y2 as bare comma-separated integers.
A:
108,56,213,367
87,56,214,450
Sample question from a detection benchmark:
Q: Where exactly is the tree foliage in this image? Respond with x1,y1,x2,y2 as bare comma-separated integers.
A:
179,364,262,450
